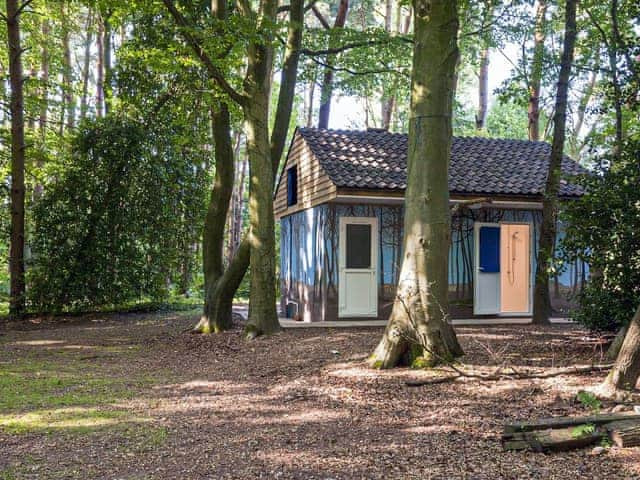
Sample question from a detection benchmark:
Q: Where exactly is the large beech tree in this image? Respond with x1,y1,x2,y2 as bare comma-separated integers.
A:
163,0,304,336
532,0,577,324
368,0,463,369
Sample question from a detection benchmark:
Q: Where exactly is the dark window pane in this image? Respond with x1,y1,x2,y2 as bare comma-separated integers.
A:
287,167,298,206
479,226,500,273
346,224,371,268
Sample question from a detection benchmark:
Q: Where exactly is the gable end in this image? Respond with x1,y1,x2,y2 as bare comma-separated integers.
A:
273,130,337,218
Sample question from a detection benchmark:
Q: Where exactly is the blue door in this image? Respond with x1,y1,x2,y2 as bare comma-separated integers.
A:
474,224,501,314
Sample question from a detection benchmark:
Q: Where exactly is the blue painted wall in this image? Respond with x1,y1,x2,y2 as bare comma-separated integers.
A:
280,202,588,320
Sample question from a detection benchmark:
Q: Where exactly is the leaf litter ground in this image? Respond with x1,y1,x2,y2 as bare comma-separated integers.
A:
1,311,639,479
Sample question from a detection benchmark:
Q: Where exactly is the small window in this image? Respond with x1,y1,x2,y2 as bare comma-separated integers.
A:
346,224,372,268
287,166,298,206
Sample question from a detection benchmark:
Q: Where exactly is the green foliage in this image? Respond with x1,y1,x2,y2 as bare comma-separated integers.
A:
600,436,613,448
485,100,529,140
576,390,602,414
571,423,596,438
27,115,207,313
560,140,640,331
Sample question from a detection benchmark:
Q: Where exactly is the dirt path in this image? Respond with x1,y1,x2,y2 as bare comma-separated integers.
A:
1,313,639,479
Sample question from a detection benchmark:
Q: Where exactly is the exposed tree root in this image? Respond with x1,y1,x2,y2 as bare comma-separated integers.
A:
406,363,614,387
589,383,640,403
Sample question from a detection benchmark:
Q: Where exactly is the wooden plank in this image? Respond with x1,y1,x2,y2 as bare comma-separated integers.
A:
275,190,337,219
503,427,604,452
606,419,640,447
275,178,336,207
504,412,640,435
529,427,603,453
273,132,339,218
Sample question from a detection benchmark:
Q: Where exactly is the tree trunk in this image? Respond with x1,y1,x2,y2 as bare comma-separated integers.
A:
80,9,93,121
103,13,112,115
606,324,629,362
569,61,598,158
608,0,623,160
96,18,105,117
6,0,26,318
244,38,279,336
368,0,463,369
601,305,640,394
532,0,577,325
61,1,74,132
193,104,236,333
226,133,243,264
476,46,489,131
475,0,493,131
380,0,394,130
35,18,50,199
528,0,547,141
317,0,349,129
180,0,304,335
39,19,49,136
306,75,316,127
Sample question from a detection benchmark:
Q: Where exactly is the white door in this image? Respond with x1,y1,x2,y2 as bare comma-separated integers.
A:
339,217,378,317
474,222,501,315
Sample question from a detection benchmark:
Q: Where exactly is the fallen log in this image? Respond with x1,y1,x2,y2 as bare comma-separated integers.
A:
503,412,640,452
504,411,640,435
605,419,640,448
532,426,603,452
503,427,604,452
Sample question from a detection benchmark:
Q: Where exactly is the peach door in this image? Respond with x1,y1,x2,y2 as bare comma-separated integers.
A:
500,223,531,313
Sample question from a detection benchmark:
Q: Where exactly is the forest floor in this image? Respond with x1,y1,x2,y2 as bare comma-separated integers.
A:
1,311,639,479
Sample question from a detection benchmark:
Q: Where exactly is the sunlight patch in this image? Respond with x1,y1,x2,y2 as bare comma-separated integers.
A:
9,340,65,346
0,407,148,434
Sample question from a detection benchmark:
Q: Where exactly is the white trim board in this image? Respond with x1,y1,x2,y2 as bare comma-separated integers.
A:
333,195,543,210
451,317,573,326
278,318,574,328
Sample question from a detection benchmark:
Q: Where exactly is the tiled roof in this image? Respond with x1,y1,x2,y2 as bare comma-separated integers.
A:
298,127,586,197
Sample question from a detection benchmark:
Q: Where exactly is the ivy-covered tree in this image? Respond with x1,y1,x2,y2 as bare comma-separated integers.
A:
28,116,207,312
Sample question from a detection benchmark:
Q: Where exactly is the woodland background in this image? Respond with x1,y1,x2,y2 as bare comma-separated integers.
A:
0,0,638,333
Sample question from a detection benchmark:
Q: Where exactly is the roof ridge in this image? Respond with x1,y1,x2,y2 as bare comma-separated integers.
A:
298,126,554,146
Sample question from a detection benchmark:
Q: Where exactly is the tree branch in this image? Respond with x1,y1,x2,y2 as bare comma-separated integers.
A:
277,0,317,14
308,56,409,77
162,0,247,106
301,38,408,56
270,0,304,168
450,197,490,216
310,4,330,29
406,364,614,387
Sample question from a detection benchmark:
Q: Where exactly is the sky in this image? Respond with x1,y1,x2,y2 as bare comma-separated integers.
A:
328,44,520,130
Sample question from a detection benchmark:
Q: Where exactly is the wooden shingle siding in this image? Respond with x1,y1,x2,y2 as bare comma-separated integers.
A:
274,131,337,218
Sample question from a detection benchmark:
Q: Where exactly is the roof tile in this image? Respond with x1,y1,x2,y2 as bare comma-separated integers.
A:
298,128,585,197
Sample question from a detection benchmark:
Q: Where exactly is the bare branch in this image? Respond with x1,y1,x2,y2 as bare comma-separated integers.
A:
406,364,614,387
